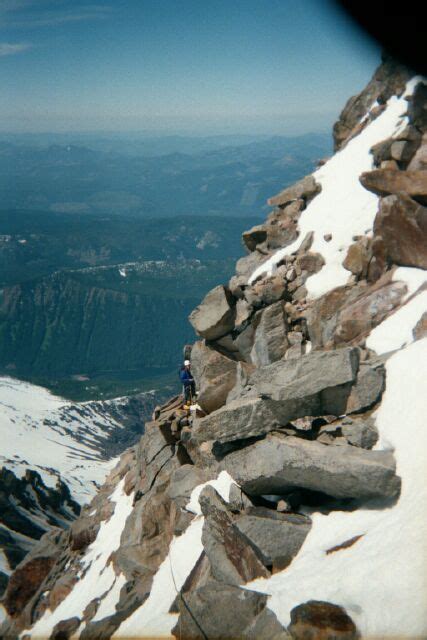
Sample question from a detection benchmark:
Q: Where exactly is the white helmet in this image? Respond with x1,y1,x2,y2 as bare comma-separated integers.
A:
184,359,191,366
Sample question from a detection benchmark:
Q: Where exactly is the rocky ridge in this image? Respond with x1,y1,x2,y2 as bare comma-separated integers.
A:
1,57,427,638
0,378,158,608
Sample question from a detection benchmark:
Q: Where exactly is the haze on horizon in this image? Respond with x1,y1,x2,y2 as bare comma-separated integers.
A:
0,0,380,136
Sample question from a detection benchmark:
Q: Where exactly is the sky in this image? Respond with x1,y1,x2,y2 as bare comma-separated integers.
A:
0,0,381,135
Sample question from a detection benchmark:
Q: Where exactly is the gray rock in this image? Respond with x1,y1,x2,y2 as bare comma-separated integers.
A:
190,341,237,414
171,582,268,640
221,433,401,501
250,301,289,366
191,396,281,447
346,362,385,414
244,607,291,640
235,298,253,330
268,175,321,208
341,417,379,449
234,322,256,362
192,348,361,448
199,486,269,585
228,484,255,513
189,285,236,341
226,361,255,404
236,251,270,279
167,465,210,508
235,507,311,570
229,274,248,299
246,347,360,416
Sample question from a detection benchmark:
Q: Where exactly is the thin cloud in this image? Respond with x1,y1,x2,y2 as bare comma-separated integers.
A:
0,42,32,56
0,2,112,29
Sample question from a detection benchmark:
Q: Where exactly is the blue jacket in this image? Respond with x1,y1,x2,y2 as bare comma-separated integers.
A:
179,367,194,386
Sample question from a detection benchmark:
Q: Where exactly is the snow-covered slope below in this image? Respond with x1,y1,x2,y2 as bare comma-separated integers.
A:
0,377,125,504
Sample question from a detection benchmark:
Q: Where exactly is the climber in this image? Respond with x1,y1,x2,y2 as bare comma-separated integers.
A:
179,359,196,405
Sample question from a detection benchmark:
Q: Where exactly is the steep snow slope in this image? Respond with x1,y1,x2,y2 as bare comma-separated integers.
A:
246,338,427,638
0,377,123,503
24,471,235,639
249,77,423,297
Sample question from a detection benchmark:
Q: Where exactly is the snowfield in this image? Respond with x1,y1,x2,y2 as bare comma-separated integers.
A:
0,377,121,503
26,479,134,639
245,338,427,638
249,77,424,298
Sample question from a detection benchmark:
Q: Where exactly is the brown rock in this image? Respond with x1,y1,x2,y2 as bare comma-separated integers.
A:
189,285,236,341
229,274,247,299
244,274,287,308
390,139,420,165
48,573,78,612
4,556,57,617
250,301,289,366
235,298,252,329
51,617,81,640
242,225,268,252
235,251,271,279
334,279,407,346
408,134,427,171
413,311,427,340
268,175,321,208
360,169,427,200
296,252,325,275
343,239,372,278
373,193,427,268
380,159,399,170
333,56,410,151
190,341,237,414
199,486,269,585
370,138,393,167
288,600,360,640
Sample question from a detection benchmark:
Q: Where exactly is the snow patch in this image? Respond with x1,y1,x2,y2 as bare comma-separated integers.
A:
23,479,134,639
186,470,236,515
113,470,236,638
245,338,427,638
366,267,427,355
249,77,422,299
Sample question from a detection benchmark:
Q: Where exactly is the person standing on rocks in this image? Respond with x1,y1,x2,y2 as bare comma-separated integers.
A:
180,359,196,405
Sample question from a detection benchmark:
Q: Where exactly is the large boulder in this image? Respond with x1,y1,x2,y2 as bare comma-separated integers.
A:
189,285,236,341
306,274,408,349
372,193,427,269
246,347,359,416
250,301,289,366
191,396,280,450
268,175,321,208
171,582,270,640
221,433,401,501
190,341,237,414
199,486,269,585
360,169,427,201
191,348,360,448
234,507,311,570
288,600,360,640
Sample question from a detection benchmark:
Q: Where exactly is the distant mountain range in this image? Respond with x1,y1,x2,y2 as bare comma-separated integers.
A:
0,133,331,217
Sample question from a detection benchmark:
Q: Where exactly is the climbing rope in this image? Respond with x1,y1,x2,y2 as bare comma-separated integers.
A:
168,547,208,640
